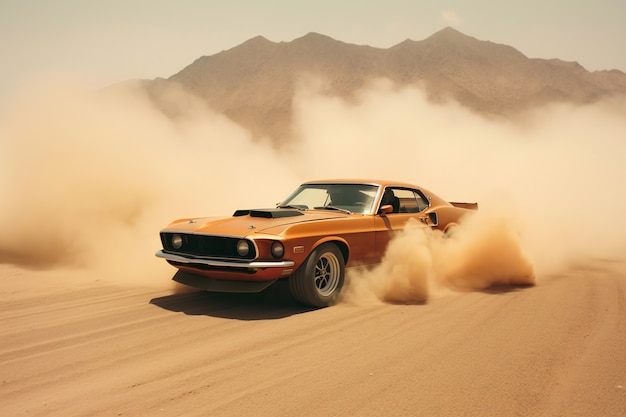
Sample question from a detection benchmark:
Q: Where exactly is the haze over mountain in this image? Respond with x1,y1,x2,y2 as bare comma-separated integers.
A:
138,27,626,141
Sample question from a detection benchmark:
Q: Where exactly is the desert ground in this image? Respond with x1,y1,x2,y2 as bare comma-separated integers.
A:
1,257,625,417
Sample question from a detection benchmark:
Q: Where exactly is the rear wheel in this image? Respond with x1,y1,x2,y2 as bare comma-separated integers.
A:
288,243,345,307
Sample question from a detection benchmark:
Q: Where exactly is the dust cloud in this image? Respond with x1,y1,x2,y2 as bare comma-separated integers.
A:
1,76,625,300
0,79,297,285
341,206,536,305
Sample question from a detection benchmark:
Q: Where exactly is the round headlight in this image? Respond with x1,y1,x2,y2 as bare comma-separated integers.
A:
271,241,285,258
236,240,250,256
171,234,183,249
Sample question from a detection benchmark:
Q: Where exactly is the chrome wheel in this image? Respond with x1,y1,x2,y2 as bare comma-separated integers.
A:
315,252,341,296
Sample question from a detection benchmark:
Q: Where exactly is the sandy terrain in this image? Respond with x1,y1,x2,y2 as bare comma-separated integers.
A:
1,258,625,417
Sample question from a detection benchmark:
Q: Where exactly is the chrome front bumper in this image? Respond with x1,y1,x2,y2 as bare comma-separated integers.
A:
155,250,295,269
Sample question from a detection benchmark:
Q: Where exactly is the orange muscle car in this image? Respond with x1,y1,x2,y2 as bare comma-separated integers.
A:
156,180,477,307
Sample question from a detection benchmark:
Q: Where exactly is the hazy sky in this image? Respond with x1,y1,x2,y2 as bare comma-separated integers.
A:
1,0,625,99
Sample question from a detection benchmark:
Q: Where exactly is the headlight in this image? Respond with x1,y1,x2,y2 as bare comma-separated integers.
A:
236,240,251,256
271,241,285,258
171,234,183,249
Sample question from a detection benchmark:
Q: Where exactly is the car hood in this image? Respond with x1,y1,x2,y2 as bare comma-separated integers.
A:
162,208,348,237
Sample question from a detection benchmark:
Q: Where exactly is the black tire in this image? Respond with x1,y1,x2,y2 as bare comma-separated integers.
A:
288,243,345,308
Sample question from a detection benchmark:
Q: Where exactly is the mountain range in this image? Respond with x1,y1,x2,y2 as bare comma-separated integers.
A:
138,27,626,141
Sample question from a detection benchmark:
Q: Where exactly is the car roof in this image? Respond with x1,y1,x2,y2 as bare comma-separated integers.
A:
299,179,449,207
302,179,420,188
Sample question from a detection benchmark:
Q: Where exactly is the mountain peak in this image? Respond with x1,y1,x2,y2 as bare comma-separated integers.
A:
239,35,274,47
424,26,478,44
291,32,338,45
433,26,466,36
300,32,334,40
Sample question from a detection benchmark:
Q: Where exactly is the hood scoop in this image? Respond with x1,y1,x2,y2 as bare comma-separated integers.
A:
233,208,304,218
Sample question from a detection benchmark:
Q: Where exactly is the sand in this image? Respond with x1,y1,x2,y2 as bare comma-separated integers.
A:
1,258,625,417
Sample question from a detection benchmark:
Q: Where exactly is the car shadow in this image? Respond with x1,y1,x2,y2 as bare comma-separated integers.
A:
149,282,316,320
480,283,536,294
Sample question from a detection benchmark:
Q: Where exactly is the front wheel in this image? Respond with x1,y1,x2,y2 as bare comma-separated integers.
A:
288,243,345,307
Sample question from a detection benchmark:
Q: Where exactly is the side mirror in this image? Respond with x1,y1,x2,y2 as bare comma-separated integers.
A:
379,204,393,215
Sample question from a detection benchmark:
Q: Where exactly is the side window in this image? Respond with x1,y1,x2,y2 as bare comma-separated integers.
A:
379,188,400,213
394,189,416,213
393,189,430,213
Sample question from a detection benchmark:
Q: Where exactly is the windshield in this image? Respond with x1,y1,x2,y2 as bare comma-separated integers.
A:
279,183,379,214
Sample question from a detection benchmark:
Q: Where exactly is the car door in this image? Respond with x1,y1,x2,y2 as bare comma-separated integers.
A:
374,187,434,257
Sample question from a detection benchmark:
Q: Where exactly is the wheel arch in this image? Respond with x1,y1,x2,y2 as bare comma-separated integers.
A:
311,237,349,264
443,222,459,235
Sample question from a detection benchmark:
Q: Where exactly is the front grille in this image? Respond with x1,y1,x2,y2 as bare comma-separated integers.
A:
160,233,256,260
